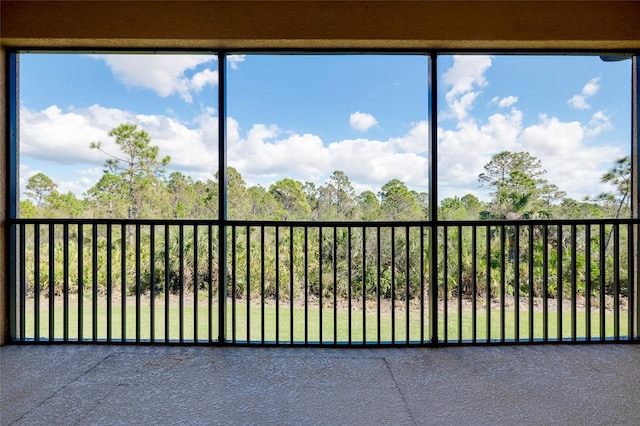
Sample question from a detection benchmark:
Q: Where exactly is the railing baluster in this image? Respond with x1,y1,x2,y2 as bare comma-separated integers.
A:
164,225,170,343
208,225,213,343
261,225,265,344
613,223,620,340
348,226,352,345
377,227,381,345
599,223,605,341
429,223,439,344
406,226,410,344
443,226,448,343
557,225,563,342
275,226,280,344
542,224,548,342
92,224,98,342
528,224,534,342
289,226,294,345
514,224,520,343
106,224,112,343
19,224,26,342
193,224,199,342
628,223,635,340
363,226,367,345
319,226,323,344
457,225,462,344
48,224,55,341
34,224,40,341
63,223,69,342
486,225,491,342
77,224,84,342
500,225,505,343
391,226,396,344
472,225,477,344
586,225,592,342
333,226,337,344
150,225,155,343
246,226,251,343
304,226,308,345
420,226,425,344
571,224,577,342
135,224,141,343
231,225,237,344
179,224,184,343
121,223,127,342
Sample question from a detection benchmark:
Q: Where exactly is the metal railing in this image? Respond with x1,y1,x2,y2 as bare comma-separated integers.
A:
9,218,639,345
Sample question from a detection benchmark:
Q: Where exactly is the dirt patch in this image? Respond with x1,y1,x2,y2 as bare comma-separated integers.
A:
23,291,624,316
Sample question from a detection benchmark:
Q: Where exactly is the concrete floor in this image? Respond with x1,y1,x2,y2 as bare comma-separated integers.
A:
1,344,639,425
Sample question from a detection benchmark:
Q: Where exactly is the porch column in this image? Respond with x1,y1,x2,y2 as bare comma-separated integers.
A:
632,56,639,340
0,46,6,345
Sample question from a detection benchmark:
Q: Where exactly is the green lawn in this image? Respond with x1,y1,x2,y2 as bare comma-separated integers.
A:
20,296,629,343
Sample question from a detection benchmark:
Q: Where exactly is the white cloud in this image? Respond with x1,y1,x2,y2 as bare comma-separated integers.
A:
20,105,108,165
490,96,518,108
349,112,378,132
20,53,620,207
19,162,103,200
567,77,601,110
519,114,620,197
228,120,429,190
443,56,492,101
191,68,219,92
91,54,217,103
498,96,518,108
228,55,246,70
519,114,584,156
567,94,590,110
441,55,492,121
19,107,425,198
230,124,329,181
328,139,427,187
19,101,621,204
582,77,601,96
448,92,480,121
438,105,620,201
19,164,36,197
438,108,522,189
389,121,428,154
585,110,613,137
438,60,619,202
20,104,219,184
57,167,103,196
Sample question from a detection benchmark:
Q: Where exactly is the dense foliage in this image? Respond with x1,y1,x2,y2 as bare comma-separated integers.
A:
19,125,632,304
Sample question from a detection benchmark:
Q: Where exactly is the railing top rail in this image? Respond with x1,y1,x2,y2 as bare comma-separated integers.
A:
10,217,640,227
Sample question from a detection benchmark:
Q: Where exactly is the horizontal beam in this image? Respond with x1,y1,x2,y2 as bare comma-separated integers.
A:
2,1,640,50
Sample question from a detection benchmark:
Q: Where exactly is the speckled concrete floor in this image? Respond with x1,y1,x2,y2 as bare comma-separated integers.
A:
1,344,639,425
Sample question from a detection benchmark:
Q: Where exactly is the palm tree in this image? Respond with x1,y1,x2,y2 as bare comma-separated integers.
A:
482,188,551,263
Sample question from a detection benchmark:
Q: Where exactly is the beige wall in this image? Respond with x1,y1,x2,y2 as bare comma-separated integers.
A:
1,0,639,345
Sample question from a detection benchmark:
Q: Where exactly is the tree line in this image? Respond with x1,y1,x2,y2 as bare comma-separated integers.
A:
19,124,632,302
22,124,630,221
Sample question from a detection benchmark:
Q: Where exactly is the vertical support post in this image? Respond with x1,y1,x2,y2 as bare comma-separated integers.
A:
217,52,228,345
428,53,439,345
7,51,18,341
632,56,639,340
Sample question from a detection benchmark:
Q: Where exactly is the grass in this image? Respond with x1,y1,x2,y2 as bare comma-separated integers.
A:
18,294,630,344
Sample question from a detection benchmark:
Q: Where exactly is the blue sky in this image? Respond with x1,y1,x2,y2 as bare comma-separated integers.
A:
18,52,631,204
